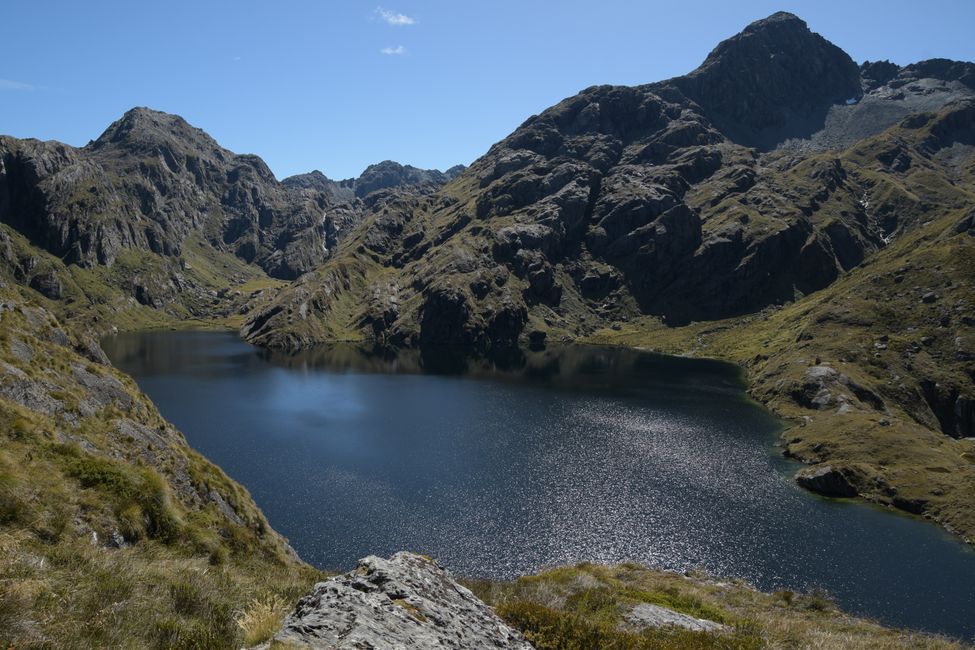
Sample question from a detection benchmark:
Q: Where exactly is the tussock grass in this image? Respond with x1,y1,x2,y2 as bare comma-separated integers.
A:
468,564,969,650
0,290,323,649
236,593,292,646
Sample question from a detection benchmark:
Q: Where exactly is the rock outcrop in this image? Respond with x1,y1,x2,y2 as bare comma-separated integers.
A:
255,552,534,650
355,161,465,198
657,11,863,148
796,465,859,498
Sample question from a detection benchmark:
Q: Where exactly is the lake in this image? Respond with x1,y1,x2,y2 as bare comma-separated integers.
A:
103,330,975,641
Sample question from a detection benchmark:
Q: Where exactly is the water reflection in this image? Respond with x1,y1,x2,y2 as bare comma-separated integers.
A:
256,342,747,399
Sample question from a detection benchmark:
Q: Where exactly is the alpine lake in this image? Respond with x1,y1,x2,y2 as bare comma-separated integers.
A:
102,330,975,641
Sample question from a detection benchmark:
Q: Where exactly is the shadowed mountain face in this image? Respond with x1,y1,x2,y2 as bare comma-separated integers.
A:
241,12,974,350
657,11,863,149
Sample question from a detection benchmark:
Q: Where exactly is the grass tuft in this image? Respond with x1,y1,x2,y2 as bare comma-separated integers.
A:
236,593,291,646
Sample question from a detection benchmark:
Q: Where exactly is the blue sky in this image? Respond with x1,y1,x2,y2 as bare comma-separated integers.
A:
2,1,973,180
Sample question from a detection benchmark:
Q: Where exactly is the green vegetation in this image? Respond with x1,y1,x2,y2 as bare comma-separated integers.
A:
468,564,968,649
0,222,280,338
235,594,294,647
0,290,322,648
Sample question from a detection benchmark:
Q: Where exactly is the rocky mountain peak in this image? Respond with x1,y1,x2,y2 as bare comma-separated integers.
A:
89,106,226,159
661,11,862,148
739,10,804,32
355,160,456,198
283,160,466,203
860,60,902,91
444,164,467,179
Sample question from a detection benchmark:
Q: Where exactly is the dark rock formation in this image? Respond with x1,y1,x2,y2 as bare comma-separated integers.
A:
796,465,859,498
921,379,975,439
281,169,357,203
658,12,863,149
355,160,463,198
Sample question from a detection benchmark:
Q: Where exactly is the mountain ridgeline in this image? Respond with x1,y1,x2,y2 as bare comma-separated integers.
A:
241,11,975,348
0,110,464,327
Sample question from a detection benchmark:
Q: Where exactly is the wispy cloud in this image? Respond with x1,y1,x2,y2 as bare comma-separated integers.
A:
375,7,415,26
380,45,407,55
0,78,35,91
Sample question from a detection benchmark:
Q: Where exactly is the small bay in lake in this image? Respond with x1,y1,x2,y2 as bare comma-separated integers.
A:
103,330,975,640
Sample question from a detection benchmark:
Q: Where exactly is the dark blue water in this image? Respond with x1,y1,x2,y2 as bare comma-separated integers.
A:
103,330,975,641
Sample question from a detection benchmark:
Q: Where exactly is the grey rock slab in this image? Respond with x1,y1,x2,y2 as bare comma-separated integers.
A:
72,363,132,411
258,552,534,649
626,603,728,633
9,338,34,363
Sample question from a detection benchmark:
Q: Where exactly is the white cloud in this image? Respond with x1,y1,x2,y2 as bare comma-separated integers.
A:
375,7,415,26
380,45,407,55
0,78,34,91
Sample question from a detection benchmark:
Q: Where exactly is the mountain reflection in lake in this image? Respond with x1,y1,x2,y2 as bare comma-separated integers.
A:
103,330,975,641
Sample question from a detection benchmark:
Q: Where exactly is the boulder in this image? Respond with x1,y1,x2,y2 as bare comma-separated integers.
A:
29,271,63,299
626,603,728,633
255,552,534,650
796,464,858,497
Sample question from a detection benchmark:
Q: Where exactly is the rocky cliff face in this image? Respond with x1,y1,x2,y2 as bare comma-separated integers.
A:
242,12,975,350
0,108,340,280
0,109,466,328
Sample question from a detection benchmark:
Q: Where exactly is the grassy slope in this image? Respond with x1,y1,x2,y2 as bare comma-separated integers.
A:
0,224,286,336
468,563,967,649
0,286,321,648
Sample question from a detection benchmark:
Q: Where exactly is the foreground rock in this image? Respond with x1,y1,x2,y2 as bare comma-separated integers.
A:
255,552,534,649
